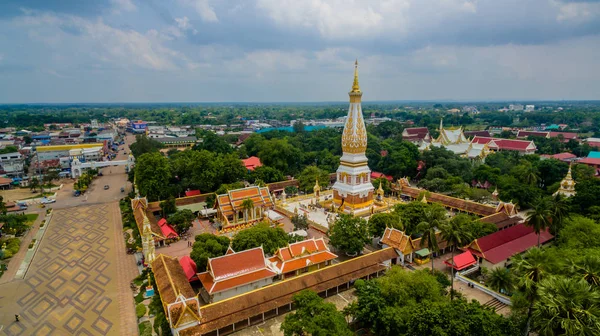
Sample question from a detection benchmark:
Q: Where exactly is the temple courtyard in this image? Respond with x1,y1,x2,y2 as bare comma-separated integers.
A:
0,203,138,335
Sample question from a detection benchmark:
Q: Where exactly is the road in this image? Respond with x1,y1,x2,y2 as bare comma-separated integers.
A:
0,134,139,336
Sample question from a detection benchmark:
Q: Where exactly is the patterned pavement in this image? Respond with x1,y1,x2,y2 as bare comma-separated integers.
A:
0,203,137,335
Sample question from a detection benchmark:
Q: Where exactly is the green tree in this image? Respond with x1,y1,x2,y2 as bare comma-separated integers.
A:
368,212,402,238
190,233,231,272
240,198,254,223
281,290,352,336
512,248,551,336
440,214,473,299
29,177,40,193
257,138,302,175
194,129,232,154
0,196,6,216
526,198,552,247
394,202,445,235
130,134,164,157
168,209,196,234
548,194,571,236
250,166,285,183
291,214,309,231
135,152,172,201
160,197,177,218
231,223,289,255
571,255,600,288
488,267,514,295
416,206,447,273
328,214,370,256
297,166,329,193
532,276,600,336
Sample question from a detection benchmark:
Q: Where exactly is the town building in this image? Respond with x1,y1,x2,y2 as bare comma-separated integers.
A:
463,223,553,269
471,136,536,154
214,186,275,231
130,120,148,133
268,238,337,279
509,104,524,111
198,246,278,303
241,156,262,171
540,152,578,162
525,105,535,112
553,164,576,197
155,136,198,148
0,152,25,177
332,61,374,215
401,127,431,143
36,143,108,163
429,120,490,159
584,138,600,149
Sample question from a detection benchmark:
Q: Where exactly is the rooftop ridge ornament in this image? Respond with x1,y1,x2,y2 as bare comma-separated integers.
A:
351,59,361,93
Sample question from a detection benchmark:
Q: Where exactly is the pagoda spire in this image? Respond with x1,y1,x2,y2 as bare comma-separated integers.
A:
351,59,361,93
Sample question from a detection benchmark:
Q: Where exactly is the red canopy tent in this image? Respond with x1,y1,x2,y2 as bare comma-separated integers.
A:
444,251,477,271
157,218,179,239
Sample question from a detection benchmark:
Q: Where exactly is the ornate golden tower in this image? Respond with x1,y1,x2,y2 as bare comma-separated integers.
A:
553,164,576,197
332,61,374,214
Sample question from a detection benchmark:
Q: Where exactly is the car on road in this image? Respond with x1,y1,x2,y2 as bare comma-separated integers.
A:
40,197,56,204
120,187,125,193
73,190,81,197
104,185,110,190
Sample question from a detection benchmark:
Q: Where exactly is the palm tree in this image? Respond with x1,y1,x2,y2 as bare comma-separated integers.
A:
416,207,447,274
532,276,600,336
571,255,600,288
525,198,551,247
522,162,540,186
29,177,40,193
241,198,254,223
512,248,550,336
488,267,514,294
548,194,570,236
440,214,473,300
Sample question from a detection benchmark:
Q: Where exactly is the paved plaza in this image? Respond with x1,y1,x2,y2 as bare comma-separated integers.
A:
0,203,138,335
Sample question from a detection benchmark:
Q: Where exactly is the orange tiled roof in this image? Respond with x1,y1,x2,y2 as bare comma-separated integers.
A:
380,227,412,253
215,186,274,217
270,238,338,274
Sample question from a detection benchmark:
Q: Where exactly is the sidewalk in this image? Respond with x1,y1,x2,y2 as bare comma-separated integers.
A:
0,209,45,284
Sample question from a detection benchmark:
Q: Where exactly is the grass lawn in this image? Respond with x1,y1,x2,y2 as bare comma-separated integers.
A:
25,213,39,224
22,192,54,200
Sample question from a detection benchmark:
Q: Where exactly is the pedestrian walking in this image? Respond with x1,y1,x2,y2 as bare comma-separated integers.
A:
15,314,20,322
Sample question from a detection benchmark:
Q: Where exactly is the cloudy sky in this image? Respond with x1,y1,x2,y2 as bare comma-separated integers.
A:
0,0,599,103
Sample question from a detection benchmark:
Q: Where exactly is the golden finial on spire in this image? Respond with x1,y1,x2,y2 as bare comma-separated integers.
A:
351,59,361,93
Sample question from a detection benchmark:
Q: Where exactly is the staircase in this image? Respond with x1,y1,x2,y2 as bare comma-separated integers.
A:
483,298,508,312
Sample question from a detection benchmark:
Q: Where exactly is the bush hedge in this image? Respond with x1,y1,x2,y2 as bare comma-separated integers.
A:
136,303,147,319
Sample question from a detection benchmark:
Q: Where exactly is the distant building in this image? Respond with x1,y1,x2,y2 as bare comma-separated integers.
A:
36,143,107,163
268,238,337,280
509,104,524,111
241,156,262,171
131,120,148,134
0,152,24,177
471,136,536,155
525,105,535,112
214,186,275,230
402,127,431,143
90,119,99,129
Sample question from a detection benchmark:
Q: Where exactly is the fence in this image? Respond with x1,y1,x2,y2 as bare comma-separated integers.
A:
455,273,512,305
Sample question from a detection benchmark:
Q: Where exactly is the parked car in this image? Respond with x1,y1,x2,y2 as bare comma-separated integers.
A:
40,198,56,204
120,187,125,193
73,190,81,197
104,185,110,190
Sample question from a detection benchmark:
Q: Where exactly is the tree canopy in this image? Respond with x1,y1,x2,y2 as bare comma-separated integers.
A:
231,223,290,255
190,233,231,272
328,214,370,256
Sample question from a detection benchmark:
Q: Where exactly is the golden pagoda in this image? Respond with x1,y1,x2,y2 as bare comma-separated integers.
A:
332,61,374,214
553,165,576,197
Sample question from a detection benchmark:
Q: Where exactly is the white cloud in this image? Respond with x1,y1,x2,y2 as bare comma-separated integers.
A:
553,0,600,22
256,0,478,39
175,16,198,35
110,0,137,14
179,0,219,23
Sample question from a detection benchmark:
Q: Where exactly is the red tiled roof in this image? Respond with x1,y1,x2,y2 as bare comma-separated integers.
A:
371,172,393,181
467,223,553,264
542,153,577,160
444,251,477,270
579,158,600,166
270,238,338,274
199,268,276,294
0,177,12,185
516,130,548,138
587,141,600,148
404,127,429,135
158,218,179,238
549,132,578,140
209,247,267,281
179,256,198,282
464,130,491,138
185,190,201,197
241,156,262,171
480,212,522,230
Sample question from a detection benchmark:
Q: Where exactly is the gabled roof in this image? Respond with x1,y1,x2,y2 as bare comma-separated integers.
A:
371,172,393,181
516,130,549,139
131,197,165,240
495,201,518,216
444,251,477,270
380,227,413,254
579,158,600,166
269,238,338,274
465,224,553,264
480,211,522,230
472,136,536,152
199,246,277,295
403,127,429,135
179,256,198,282
541,152,577,160
549,132,578,140
215,186,274,222
157,218,179,238
464,130,491,138
241,156,262,171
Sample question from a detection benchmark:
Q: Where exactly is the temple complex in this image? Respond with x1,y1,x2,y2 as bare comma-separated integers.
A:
332,61,374,214
214,186,275,233
429,119,491,159
554,164,576,197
